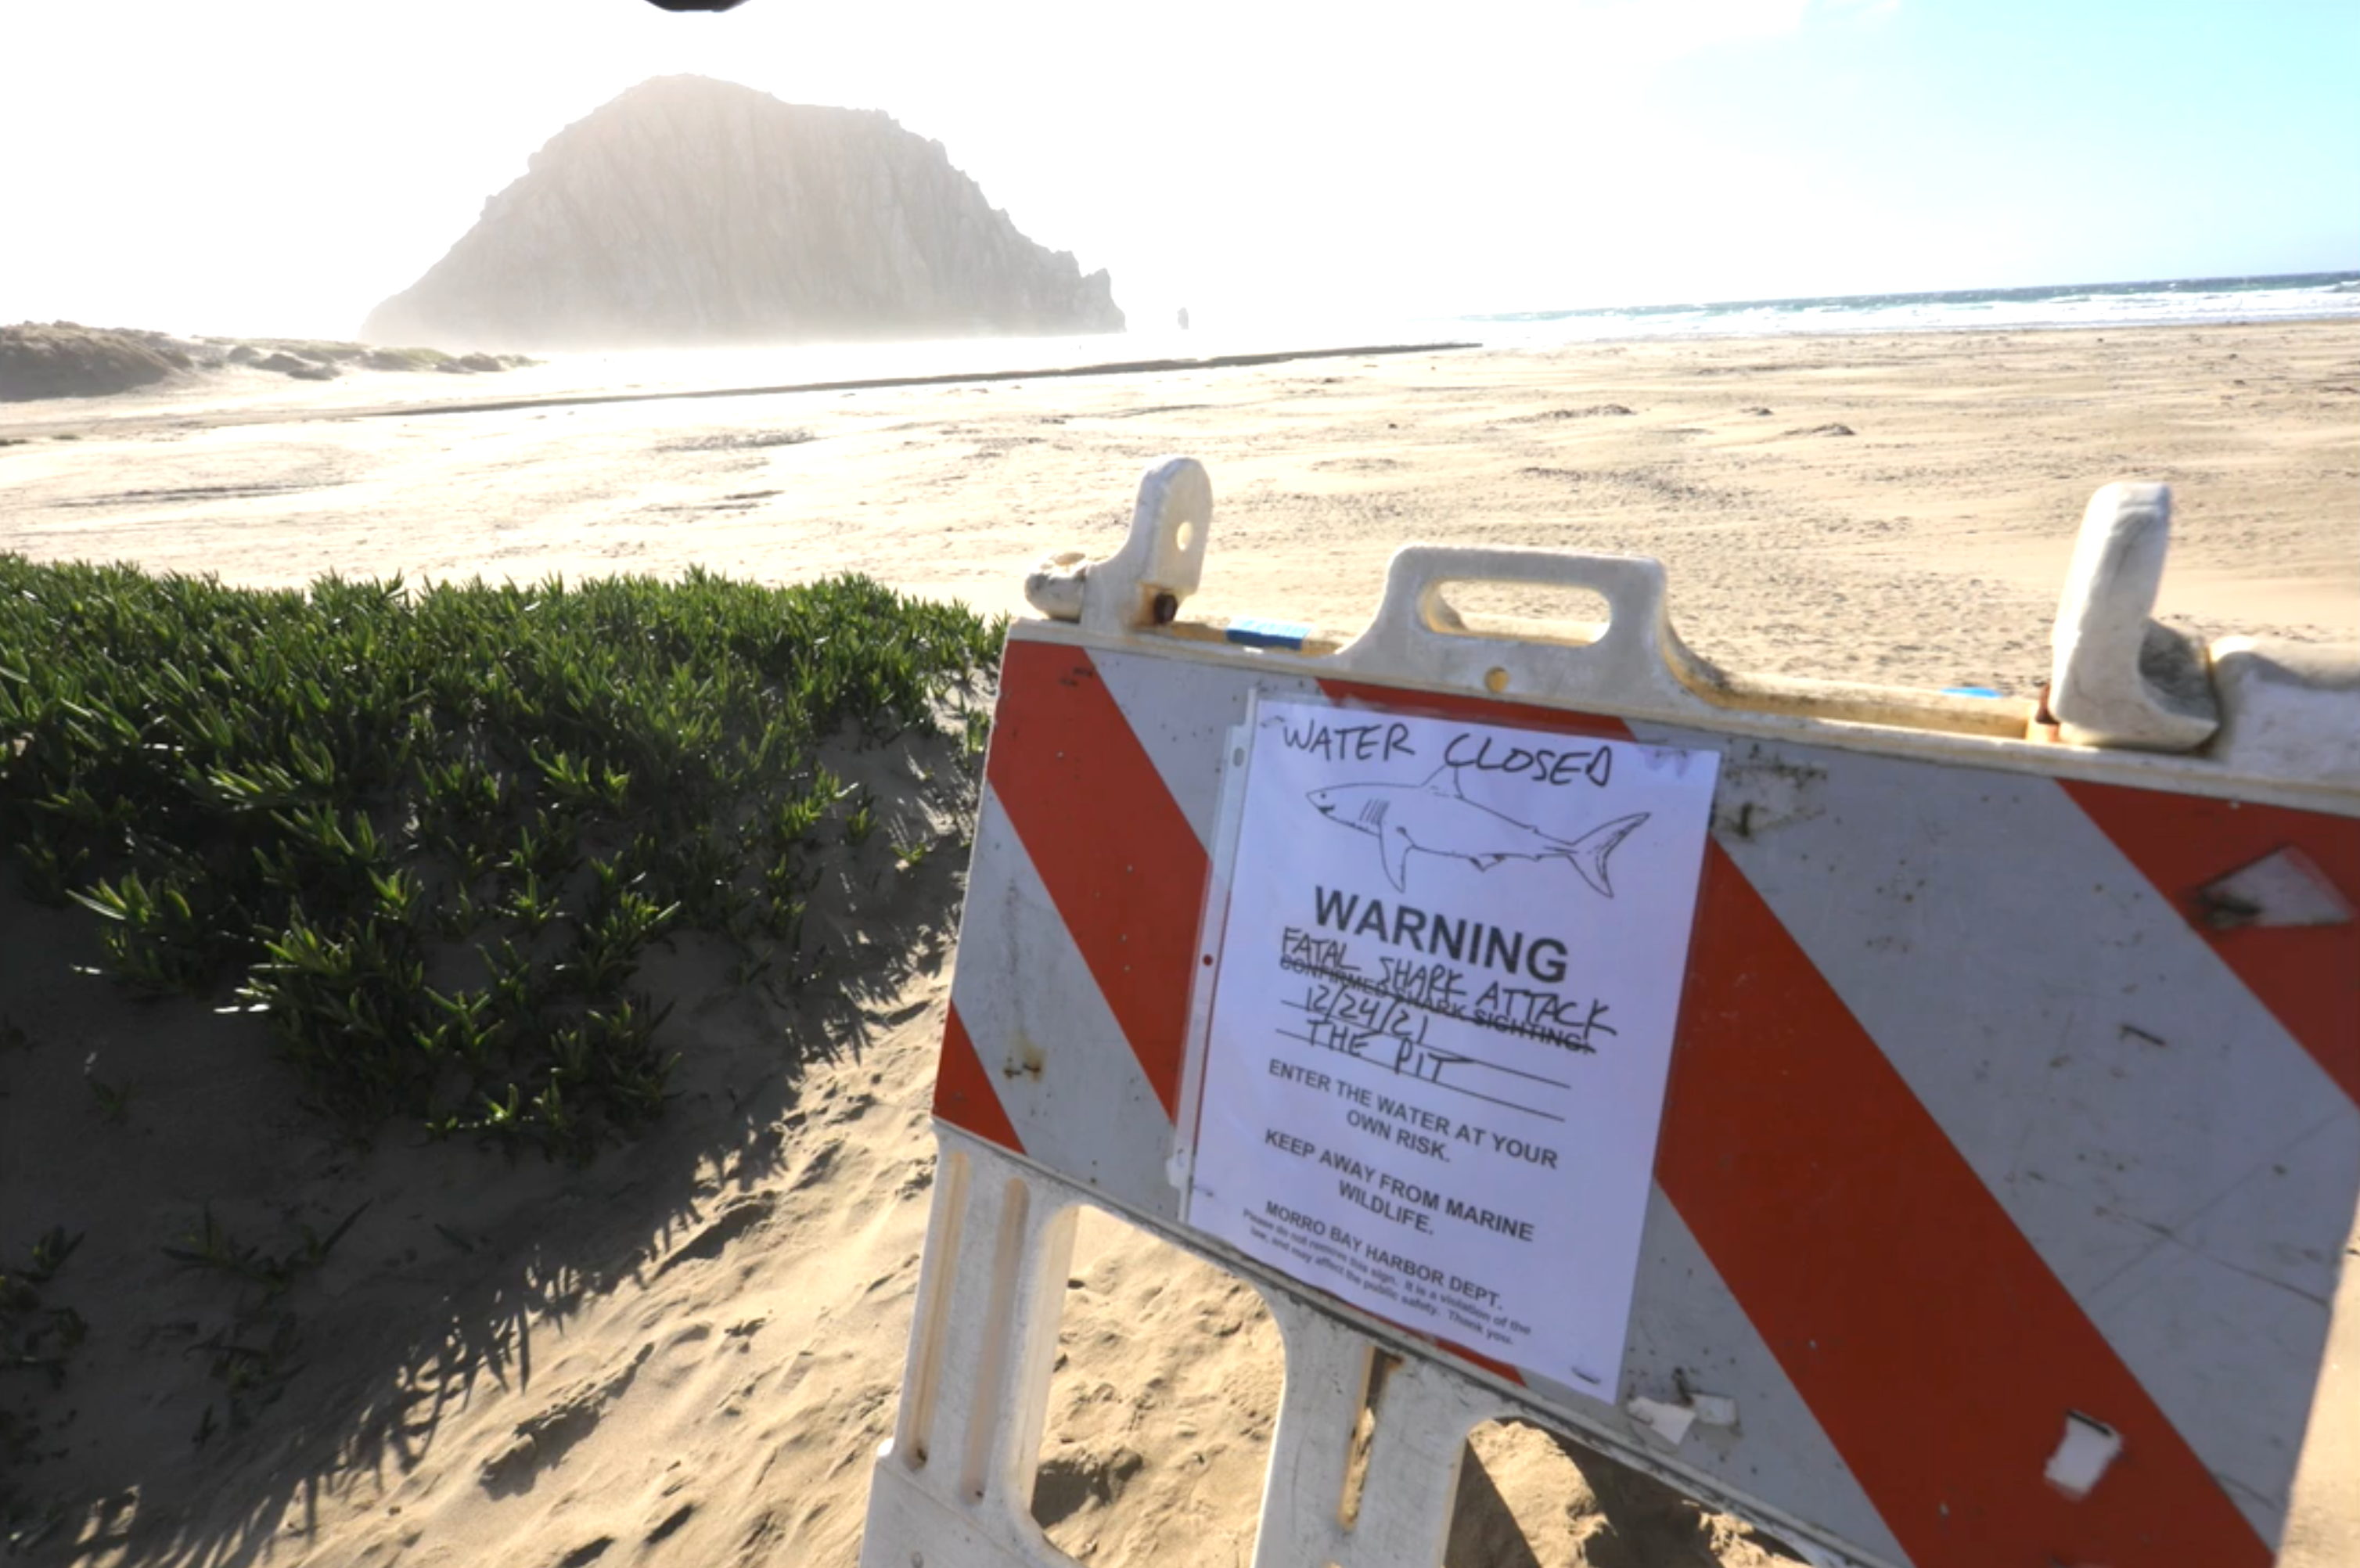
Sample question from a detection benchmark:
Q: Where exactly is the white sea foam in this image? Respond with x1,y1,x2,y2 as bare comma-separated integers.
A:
301,273,2355,415
1458,273,2360,347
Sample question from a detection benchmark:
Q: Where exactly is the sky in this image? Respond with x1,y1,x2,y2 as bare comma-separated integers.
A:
2,0,2354,339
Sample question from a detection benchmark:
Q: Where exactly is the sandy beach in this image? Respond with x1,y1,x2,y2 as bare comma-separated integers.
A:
8,320,2356,685
2,319,2355,1567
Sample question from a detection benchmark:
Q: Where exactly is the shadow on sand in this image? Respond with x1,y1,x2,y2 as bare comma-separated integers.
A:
0,764,967,1566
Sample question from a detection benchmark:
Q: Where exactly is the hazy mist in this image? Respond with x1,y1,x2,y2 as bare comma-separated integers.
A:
3,0,2355,339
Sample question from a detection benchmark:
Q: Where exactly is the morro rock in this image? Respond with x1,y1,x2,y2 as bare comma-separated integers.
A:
362,76,1124,351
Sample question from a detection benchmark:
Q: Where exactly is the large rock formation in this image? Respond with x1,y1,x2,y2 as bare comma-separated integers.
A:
362,76,1124,351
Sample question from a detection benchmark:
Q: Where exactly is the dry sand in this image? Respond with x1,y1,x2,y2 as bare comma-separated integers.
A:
2,320,2355,1567
5,320,2355,688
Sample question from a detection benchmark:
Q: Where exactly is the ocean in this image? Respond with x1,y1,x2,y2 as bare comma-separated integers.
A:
271,271,2358,415
1452,270,2360,347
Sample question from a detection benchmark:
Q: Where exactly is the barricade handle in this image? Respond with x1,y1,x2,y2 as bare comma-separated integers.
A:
2044,483,2220,752
1024,456,1213,635
1326,545,1717,717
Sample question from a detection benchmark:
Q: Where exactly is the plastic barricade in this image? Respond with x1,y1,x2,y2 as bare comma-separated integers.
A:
858,458,2358,1568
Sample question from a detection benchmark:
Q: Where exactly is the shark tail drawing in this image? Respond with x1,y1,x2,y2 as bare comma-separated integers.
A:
1550,813,1650,897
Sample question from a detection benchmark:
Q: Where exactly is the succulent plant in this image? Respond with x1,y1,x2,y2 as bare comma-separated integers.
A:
1,554,1003,1157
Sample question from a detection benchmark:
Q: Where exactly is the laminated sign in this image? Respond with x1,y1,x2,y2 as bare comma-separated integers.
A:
1185,699,1720,1385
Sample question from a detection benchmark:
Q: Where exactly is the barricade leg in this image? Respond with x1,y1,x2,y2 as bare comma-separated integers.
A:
1250,1293,1509,1568
861,1131,1081,1568
860,1128,1530,1568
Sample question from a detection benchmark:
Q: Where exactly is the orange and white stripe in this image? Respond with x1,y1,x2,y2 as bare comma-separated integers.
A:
934,631,2359,1568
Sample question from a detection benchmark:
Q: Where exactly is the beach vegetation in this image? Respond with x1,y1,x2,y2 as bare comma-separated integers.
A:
163,1203,369,1300
2,1227,86,1545
83,1070,133,1125
0,555,1003,1161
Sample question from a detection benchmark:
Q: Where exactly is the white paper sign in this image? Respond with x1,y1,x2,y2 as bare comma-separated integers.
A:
1185,699,1719,1389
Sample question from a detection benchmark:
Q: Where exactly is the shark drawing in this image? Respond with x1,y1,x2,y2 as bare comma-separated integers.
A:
1306,767,1648,896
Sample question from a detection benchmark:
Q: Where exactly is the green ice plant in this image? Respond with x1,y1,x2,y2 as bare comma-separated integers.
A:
500,869,561,934
22,1228,81,1286
2,1227,88,1437
69,869,224,995
85,1073,134,1124
0,554,1000,1158
162,1202,367,1302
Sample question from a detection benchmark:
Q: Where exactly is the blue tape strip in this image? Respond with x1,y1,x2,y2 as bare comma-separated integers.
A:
1225,617,1314,650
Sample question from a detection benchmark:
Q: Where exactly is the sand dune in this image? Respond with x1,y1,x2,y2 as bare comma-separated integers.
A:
2,321,2354,1566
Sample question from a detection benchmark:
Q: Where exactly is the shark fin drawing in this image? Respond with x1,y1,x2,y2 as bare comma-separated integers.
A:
1304,771,1650,896
1551,812,1650,897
